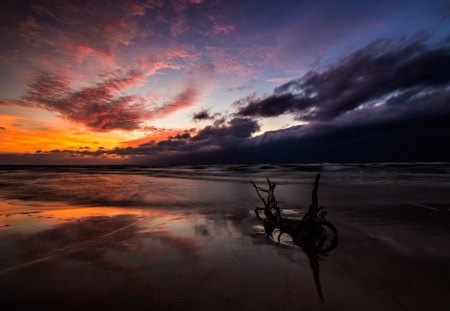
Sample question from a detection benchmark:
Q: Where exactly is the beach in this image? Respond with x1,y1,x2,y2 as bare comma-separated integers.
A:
0,164,449,310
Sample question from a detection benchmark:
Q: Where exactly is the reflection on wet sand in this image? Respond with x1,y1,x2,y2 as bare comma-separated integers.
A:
253,174,339,302
0,205,211,310
0,206,205,273
259,218,338,302
0,167,449,310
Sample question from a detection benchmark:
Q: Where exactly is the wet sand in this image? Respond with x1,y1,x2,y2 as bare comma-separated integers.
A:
0,165,449,310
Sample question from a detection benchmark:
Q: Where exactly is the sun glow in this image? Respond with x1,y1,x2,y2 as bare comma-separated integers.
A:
0,108,130,153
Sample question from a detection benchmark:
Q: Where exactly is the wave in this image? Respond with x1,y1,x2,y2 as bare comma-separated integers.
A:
1,162,449,177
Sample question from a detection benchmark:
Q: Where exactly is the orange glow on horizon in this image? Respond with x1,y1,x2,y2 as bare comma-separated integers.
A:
0,107,199,154
0,111,129,153
123,128,197,147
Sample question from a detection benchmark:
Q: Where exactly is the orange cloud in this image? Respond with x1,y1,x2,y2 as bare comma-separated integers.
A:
0,111,127,153
123,127,197,147
2,69,204,133
150,86,199,119
4,69,147,131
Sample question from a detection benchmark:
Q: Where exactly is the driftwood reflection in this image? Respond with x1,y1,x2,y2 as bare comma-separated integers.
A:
252,174,339,302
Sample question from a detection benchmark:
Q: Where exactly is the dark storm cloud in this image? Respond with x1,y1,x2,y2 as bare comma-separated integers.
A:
95,38,450,163
192,109,214,121
5,117,260,162
168,132,191,140
130,117,259,155
192,109,222,121
151,86,450,163
237,38,450,122
190,117,259,146
244,86,450,162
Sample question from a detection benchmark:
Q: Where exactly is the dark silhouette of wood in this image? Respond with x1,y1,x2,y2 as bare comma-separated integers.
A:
251,173,338,303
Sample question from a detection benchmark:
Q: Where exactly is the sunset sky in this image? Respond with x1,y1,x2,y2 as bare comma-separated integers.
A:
1,0,450,164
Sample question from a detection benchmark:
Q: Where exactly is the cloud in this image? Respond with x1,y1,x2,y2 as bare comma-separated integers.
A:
19,0,154,62
267,76,296,84
151,86,199,119
119,117,259,156
190,117,259,146
225,85,247,92
122,127,196,147
192,109,221,121
201,22,235,37
146,63,214,120
8,117,260,162
192,109,212,121
19,69,148,131
237,38,450,122
2,69,201,132
136,52,189,75
2,37,450,164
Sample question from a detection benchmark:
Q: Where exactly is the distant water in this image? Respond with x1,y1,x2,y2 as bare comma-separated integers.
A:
2,162,450,184
0,163,449,310
1,162,449,208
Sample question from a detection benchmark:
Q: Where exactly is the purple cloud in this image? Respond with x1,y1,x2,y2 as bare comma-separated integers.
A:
237,38,450,121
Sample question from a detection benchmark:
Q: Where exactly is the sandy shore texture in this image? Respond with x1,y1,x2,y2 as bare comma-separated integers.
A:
0,164,449,310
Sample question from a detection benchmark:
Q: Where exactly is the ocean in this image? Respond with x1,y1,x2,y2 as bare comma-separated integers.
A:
0,163,449,310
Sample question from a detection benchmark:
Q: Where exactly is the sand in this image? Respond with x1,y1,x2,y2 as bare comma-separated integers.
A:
0,164,449,310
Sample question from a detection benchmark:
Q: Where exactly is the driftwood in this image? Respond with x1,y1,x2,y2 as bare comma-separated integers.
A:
251,173,339,303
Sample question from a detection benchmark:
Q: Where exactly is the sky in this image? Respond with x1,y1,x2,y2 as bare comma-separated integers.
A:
0,0,450,164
